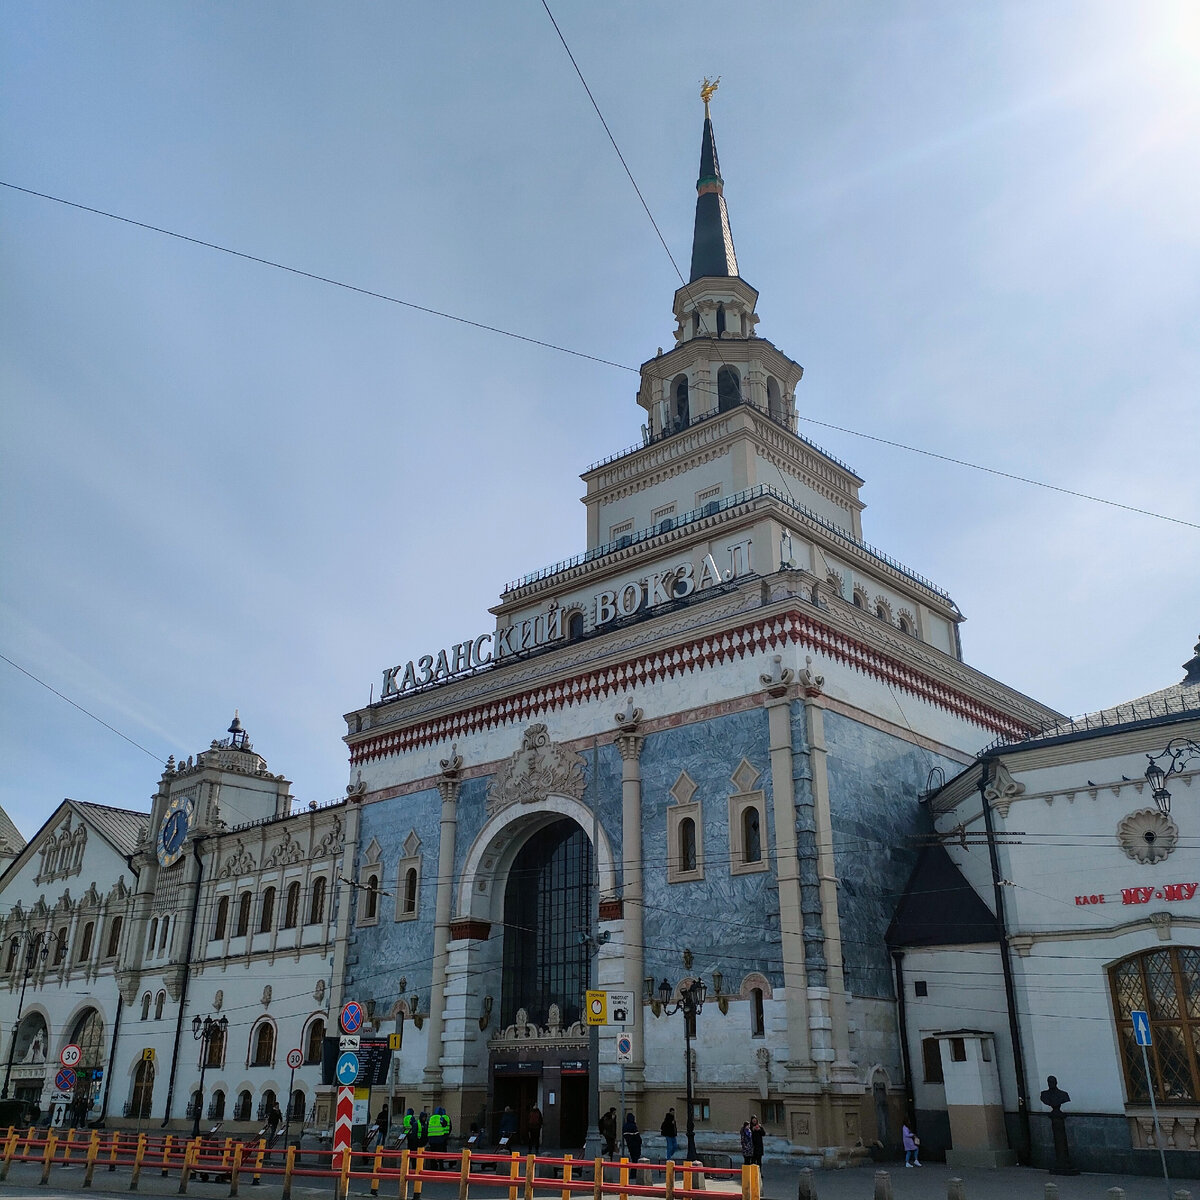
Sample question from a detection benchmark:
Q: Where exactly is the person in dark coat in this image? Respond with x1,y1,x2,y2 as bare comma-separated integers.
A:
748,1115,764,1165
374,1106,390,1148
598,1107,618,1159
498,1106,517,1151
622,1112,641,1177
660,1108,678,1160
403,1109,420,1153
526,1105,543,1155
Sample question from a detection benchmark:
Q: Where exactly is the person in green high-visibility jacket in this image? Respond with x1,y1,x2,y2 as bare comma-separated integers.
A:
428,1106,451,1170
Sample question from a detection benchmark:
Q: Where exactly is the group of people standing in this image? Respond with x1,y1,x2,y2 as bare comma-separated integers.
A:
738,1115,765,1166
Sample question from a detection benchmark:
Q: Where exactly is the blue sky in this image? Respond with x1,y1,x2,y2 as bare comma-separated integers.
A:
2,2,1198,841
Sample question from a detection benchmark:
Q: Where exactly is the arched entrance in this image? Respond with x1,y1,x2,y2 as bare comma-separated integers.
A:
493,818,593,1151
130,1058,154,1119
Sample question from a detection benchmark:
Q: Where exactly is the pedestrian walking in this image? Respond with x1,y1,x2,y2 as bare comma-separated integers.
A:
622,1111,642,1177
498,1106,517,1151
527,1104,543,1155
265,1100,283,1146
374,1105,390,1148
902,1118,921,1167
660,1107,678,1160
598,1106,618,1159
739,1121,753,1165
748,1115,764,1165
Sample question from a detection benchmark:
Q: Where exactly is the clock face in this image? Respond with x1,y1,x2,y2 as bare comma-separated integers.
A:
157,799,190,866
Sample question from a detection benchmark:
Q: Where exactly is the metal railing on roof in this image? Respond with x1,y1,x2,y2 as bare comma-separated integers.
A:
978,687,1200,755
502,482,952,601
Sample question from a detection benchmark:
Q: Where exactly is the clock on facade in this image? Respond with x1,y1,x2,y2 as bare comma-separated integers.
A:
157,797,191,866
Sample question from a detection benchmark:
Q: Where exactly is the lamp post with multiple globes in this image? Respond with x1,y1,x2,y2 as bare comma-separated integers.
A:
657,977,708,1161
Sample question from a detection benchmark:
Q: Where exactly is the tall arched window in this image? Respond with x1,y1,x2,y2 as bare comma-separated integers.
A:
717,366,741,412
236,892,251,937
766,377,783,421
212,897,228,941
403,868,418,916
158,917,169,951
148,918,158,954
680,818,698,873
209,1089,226,1120
742,808,762,864
154,990,166,1020
53,928,67,965
130,1058,154,1119
290,1089,305,1120
140,991,152,1021
235,1090,252,1121
5,938,17,973
105,916,123,959
259,888,276,934
77,921,94,962
305,1018,325,1064
716,303,726,335
567,611,585,641
205,1024,225,1067
672,375,689,431
1111,947,1200,1102
308,877,327,925
364,876,378,922
251,1022,275,1067
70,1008,105,1077
501,819,593,1027
283,883,301,929
750,987,765,1037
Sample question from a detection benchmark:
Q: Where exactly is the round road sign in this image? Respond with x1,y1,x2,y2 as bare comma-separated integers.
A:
287,1048,303,1070
55,1067,76,1092
336,1051,360,1085
339,1000,363,1034
60,1044,82,1068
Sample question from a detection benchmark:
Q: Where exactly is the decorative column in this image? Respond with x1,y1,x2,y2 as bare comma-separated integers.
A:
614,701,645,1090
798,662,853,1080
423,747,463,1097
759,656,811,1078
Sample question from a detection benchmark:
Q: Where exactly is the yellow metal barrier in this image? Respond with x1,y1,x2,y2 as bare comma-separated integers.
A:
40,1129,58,1186
1,1131,18,1182
161,1134,174,1176
458,1148,472,1200
281,1143,296,1200
83,1129,100,1188
130,1131,148,1190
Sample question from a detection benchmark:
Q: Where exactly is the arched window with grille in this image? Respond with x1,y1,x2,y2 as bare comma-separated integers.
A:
105,916,123,959
235,1090,252,1121
290,1089,305,1120
209,1089,226,1120
205,1024,225,1068
1110,947,1200,1102
130,1058,154,1118
283,882,301,929
305,1018,325,1064
154,990,166,1020
308,877,327,925
259,888,276,934
77,921,94,962
212,897,228,941
251,1021,275,1067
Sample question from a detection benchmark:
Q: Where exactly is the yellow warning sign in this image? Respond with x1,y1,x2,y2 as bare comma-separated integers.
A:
388,1032,402,1050
585,990,607,1026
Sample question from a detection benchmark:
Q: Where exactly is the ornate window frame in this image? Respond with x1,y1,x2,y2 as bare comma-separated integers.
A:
666,772,704,884
396,832,422,922
728,760,769,876
358,839,383,928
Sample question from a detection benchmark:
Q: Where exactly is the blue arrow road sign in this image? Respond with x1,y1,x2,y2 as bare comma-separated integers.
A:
1131,1010,1152,1047
336,1051,360,1085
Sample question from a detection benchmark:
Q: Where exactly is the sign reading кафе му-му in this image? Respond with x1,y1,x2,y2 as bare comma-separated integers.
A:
380,543,752,700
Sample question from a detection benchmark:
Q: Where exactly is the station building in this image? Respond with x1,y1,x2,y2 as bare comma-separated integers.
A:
338,97,1058,1160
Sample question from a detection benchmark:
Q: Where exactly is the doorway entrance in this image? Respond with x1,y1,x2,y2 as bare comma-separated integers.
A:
559,1074,589,1150
492,1076,538,1145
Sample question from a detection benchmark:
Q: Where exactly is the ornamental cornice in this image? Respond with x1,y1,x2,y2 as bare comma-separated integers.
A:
350,594,1050,764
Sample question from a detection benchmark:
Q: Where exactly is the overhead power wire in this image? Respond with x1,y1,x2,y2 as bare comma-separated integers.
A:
0,181,634,375
0,652,164,764
3,179,1195,530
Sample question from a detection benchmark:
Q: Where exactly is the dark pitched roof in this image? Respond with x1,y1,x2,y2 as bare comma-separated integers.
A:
689,115,739,282
886,844,1000,948
71,800,149,858
0,805,26,855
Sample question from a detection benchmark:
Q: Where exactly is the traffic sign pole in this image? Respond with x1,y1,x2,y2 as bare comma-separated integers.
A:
282,1048,303,1153
1131,1010,1170,1199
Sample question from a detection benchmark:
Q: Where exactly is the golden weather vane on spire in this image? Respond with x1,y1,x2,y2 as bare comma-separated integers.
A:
700,76,720,116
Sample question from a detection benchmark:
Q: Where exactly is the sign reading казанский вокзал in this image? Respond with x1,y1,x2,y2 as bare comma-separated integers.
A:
380,542,752,701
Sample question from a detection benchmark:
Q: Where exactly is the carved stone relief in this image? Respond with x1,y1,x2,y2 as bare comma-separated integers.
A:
1117,809,1178,865
487,724,587,815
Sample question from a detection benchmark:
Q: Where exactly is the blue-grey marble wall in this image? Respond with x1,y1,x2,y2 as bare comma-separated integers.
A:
823,711,954,998
639,708,781,991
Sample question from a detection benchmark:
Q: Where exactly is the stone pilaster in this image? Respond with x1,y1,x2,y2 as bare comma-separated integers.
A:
759,655,812,1077
614,700,645,1089
799,663,854,1081
423,747,463,1099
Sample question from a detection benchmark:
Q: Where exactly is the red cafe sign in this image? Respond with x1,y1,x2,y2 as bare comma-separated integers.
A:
1074,881,1198,907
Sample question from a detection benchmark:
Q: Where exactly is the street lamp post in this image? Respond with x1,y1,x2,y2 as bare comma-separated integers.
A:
1145,738,1200,815
658,978,707,1161
2,929,66,1099
191,1014,229,1138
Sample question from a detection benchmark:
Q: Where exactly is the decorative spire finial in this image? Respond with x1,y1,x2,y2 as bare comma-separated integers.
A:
700,76,720,117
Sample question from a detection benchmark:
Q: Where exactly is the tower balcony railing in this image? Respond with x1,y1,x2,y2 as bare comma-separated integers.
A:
502,482,953,603
585,394,857,477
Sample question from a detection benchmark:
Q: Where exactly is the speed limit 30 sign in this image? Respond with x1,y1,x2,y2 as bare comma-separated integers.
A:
59,1043,83,1069
286,1048,303,1070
